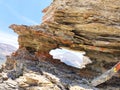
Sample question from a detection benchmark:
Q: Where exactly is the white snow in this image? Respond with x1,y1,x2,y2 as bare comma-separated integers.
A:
49,47,92,69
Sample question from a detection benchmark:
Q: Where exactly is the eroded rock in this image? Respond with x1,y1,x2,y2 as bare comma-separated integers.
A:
0,0,120,89
10,0,120,73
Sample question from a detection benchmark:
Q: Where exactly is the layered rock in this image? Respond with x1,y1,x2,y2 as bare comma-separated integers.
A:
0,0,120,89
10,0,120,73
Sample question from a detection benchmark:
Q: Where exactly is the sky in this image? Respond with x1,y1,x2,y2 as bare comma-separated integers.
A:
0,0,52,47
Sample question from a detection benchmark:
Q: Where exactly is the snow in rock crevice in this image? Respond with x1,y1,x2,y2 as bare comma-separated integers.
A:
49,47,92,69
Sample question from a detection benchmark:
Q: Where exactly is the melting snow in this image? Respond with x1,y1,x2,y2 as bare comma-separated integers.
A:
49,47,92,69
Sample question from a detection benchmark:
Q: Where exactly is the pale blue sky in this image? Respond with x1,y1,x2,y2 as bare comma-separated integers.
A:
0,0,52,47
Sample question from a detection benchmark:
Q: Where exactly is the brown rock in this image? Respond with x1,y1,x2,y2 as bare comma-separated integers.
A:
10,0,120,74
25,73,52,86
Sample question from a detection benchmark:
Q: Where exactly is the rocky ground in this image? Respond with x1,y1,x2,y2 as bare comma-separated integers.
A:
0,0,120,89
0,48,119,90
0,48,95,90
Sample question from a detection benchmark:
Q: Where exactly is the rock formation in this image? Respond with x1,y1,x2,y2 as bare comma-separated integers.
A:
0,0,120,90
10,0,120,72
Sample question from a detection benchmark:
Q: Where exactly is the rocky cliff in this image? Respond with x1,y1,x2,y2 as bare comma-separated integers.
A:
10,0,120,72
0,0,120,90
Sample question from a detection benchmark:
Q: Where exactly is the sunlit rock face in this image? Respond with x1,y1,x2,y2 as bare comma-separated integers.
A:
0,0,120,89
10,0,120,72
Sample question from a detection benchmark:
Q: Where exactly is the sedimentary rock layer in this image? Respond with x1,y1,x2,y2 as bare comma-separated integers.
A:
10,0,120,72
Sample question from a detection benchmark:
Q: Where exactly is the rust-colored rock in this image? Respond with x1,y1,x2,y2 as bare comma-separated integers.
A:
10,0,120,73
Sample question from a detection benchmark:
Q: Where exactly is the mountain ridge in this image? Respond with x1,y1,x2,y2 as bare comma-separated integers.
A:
0,43,16,63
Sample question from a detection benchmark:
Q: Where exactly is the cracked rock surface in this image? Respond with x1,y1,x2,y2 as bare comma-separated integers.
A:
0,0,120,89
10,0,120,73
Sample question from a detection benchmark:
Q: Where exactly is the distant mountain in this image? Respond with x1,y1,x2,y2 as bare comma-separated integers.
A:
0,43,17,64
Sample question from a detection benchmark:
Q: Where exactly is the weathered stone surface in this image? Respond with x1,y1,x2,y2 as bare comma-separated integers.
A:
0,52,97,89
0,0,120,89
25,73,52,86
0,47,119,89
10,0,120,73
0,78,18,90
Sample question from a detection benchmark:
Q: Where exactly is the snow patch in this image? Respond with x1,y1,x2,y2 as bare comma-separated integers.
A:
49,47,92,69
